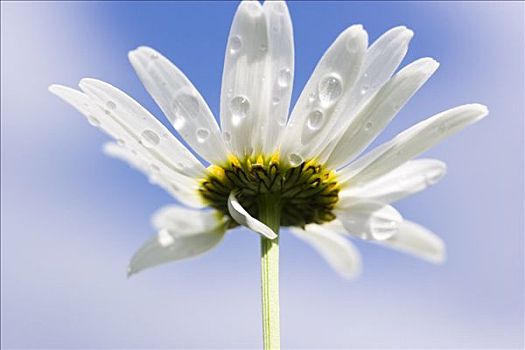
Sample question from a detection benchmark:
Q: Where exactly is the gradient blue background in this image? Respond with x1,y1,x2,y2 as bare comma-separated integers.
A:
1,1,523,348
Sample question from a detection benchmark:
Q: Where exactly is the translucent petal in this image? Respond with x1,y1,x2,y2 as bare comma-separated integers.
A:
339,104,488,185
220,1,271,157
335,201,403,240
128,47,228,164
49,84,205,180
128,208,227,276
324,58,439,168
290,224,361,279
103,143,204,208
227,192,277,239
280,25,368,164
377,220,445,263
339,159,446,205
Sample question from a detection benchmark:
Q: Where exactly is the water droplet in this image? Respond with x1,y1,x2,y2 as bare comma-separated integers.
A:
106,101,116,110
171,183,179,191
230,35,242,54
260,44,268,53
140,129,160,148
307,110,324,130
307,92,318,106
392,102,401,111
117,139,125,146
230,96,250,126
176,93,200,118
278,68,292,88
196,128,210,143
318,74,343,105
223,131,232,142
360,85,369,95
364,121,373,131
87,115,100,127
150,52,159,60
272,96,281,105
278,116,287,126
226,88,233,98
157,229,175,247
288,152,303,166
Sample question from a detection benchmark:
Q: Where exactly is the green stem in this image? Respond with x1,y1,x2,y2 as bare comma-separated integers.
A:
259,194,281,350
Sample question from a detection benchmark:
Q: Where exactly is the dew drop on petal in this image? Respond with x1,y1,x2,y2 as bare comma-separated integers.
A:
223,131,232,142
150,52,159,60
117,139,125,146
364,121,373,131
157,229,175,247
87,115,100,127
306,110,324,130
360,85,369,95
288,152,303,166
230,35,242,54
140,129,160,148
196,128,210,143
318,74,343,105
230,96,250,126
106,101,116,110
277,68,292,88
260,44,268,53
272,96,281,105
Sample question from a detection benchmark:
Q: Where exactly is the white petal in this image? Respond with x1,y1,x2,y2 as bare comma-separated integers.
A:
339,104,489,185
128,208,227,276
377,220,445,263
290,224,361,279
128,47,228,164
339,159,447,205
103,143,204,208
258,0,294,154
227,192,277,239
49,84,205,185
325,58,439,168
280,25,368,165
335,201,403,240
67,79,205,179
220,1,271,157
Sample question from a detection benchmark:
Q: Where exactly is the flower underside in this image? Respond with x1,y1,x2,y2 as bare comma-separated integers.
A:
199,155,340,227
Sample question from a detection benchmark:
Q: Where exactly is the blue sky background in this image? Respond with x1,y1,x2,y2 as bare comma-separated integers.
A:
1,1,523,348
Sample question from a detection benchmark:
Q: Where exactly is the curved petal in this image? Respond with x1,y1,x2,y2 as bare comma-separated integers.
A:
324,58,439,168
49,84,205,182
220,1,272,157
377,220,445,263
227,192,277,239
128,207,227,276
103,143,204,208
338,103,489,185
280,24,368,165
339,159,447,205
335,201,403,240
290,224,361,279
128,47,229,164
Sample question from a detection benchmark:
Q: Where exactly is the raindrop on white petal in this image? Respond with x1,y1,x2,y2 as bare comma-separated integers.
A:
288,152,303,166
272,96,281,105
318,74,343,105
150,52,159,60
230,35,242,54
230,96,250,126
106,101,116,110
87,115,100,127
278,68,292,88
157,229,175,247
223,131,232,142
117,139,125,146
169,104,186,130
260,44,268,53
140,129,160,148
307,92,318,105
364,121,373,131
196,128,210,143
360,85,369,95
306,110,324,130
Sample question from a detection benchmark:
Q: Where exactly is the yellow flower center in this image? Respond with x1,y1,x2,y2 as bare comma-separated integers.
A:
199,154,340,227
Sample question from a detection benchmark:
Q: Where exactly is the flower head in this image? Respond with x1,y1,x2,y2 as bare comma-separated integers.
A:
50,1,487,279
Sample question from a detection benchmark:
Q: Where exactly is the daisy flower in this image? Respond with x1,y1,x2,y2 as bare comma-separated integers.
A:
49,1,487,348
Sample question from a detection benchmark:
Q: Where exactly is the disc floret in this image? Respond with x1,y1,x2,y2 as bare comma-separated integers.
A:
199,154,340,227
